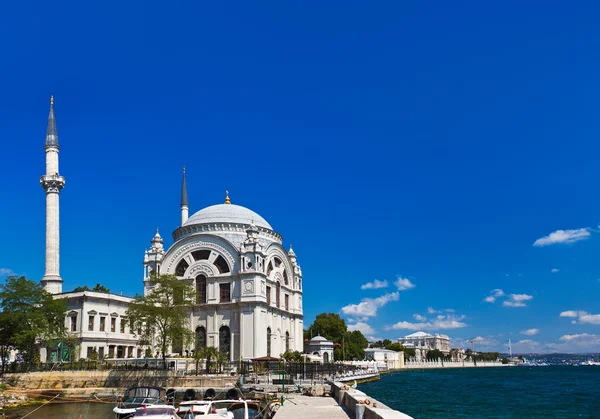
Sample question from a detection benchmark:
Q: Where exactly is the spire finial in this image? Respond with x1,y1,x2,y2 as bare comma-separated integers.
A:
180,166,189,208
225,190,231,204
45,95,59,148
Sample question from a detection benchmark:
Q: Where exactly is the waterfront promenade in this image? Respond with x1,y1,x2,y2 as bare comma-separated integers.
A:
276,394,352,419
403,360,510,369
276,382,414,419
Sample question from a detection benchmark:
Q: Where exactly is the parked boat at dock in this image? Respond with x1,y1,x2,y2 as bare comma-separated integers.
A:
113,386,166,419
176,399,263,419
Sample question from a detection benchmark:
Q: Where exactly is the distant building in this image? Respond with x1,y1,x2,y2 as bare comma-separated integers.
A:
364,348,404,369
304,336,334,363
398,331,450,360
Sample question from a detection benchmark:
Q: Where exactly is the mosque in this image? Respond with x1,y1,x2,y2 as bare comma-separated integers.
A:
39,97,304,362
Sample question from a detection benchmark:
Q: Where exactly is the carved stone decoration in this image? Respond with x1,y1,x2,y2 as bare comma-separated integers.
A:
187,262,218,278
243,280,254,294
165,240,236,272
261,281,266,295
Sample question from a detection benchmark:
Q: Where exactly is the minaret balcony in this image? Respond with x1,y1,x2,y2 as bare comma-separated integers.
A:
40,174,65,193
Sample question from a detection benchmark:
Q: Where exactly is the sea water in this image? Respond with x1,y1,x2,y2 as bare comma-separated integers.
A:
359,366,600,419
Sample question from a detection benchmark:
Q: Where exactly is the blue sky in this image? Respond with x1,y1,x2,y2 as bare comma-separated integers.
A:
1,1,600,353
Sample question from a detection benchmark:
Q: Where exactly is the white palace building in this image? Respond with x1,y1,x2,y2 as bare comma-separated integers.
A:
38,97,304,362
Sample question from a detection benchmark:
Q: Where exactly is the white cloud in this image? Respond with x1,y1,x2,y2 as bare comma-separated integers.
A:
341,292,399,318
394,277,415,291
0,268,15,277
413,314,427,321
386,314,467,331
558,310,600,324
503,294,533,307
520,329,540,336
533,228,590,247
578,313,600,324
347,322,376,335
491,289,505,297
360,279,388,290
483,289,505,303
551,268,559,273
427,307,455,314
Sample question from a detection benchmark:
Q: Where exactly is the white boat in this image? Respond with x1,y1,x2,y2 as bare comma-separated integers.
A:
580,360,600,366
114,386,166,419
132,405,181,418
176,399,263,419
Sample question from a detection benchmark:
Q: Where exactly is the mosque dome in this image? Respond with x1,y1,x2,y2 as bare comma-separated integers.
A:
183,204,273,230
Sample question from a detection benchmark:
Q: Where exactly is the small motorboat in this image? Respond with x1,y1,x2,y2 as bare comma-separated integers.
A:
132,405,181,418
176,399,263,419
176,400,211,418
114,386,167,419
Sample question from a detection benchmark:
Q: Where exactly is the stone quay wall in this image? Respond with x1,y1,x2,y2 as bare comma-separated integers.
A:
1,370,238,392
404,360,510,369
331,381,414,419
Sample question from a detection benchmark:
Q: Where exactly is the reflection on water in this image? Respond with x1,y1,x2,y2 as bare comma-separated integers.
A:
4,402,115,419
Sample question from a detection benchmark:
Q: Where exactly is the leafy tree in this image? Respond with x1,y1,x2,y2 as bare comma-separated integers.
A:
92,284,110,293
344,330,369,360
304,313,347,341
126,274,195,369
281,350,303,362
0,276,67,367
426,349,445,361
305,313,369,361
385,342,404,352
196,346,220,374
72,285,90,292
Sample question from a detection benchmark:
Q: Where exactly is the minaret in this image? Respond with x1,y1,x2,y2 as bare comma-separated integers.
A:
181,167,188,225
40,96,66,294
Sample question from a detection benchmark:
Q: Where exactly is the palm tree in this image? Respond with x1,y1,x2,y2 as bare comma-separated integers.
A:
196,346,219,374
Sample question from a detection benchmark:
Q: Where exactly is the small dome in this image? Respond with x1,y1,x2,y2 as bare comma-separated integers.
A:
184,204,272,230
311,335,328,342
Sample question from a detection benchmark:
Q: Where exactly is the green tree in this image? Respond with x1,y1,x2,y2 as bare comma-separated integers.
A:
72,285,90,292
305,313,369,361
344,330,369,360
126,274,195,369
426,349,445,360
92,284,110,293
385,342,404,352
281,350,303,362
196,346,220,374
0,276,67,367
304,313,347,341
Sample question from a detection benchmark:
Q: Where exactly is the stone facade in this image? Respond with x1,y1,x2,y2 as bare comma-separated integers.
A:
398,331,450,360
364,348,404,369
143,202,304,361
304,336,334,363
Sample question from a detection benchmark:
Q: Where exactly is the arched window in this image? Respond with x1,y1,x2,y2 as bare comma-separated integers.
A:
285,331,290,353
214,255,230,274
219,326,231,358
267,327,272,357
195,326,206,350
175,259,189,277
196,275,206,304
283,270,289,286
276,282,281,308
323,352,329,363
192,250,211,261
